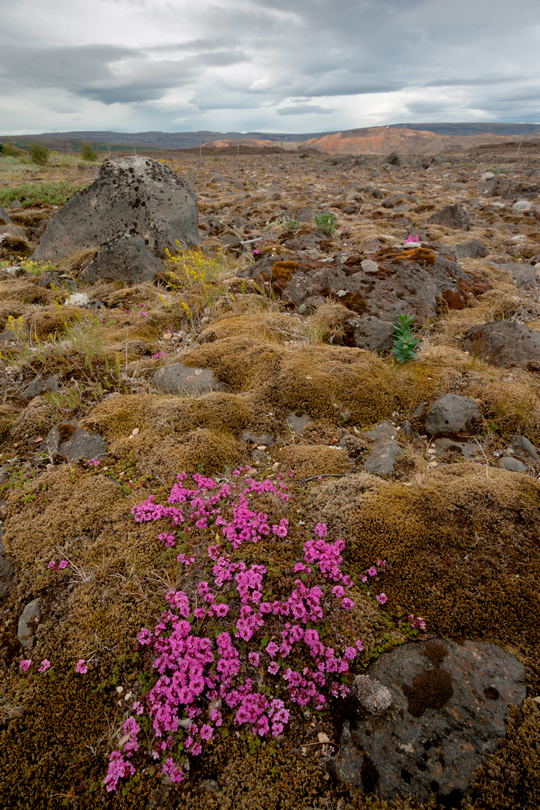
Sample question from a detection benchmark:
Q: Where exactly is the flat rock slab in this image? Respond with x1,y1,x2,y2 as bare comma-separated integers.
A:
286,412,314,435
46,422,107,460
21,374,60,401
33,156,199,262
332,639,526,803
463,321,540,369
153,363,224,396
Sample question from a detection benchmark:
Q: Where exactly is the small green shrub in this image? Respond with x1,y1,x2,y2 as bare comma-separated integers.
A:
0,181,84,208
314,212,338,235
80,142,98,162
391,314,418,363
1,142,24,158
27,142,50,166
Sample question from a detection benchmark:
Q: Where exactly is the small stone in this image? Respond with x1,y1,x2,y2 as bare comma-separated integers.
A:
318,732,331,744
17,598,41,649
65,292,91,307
153,362,224,396
425,394,481,436
511,435,538,462
364,421,397,441
512,199,532,212
364,440,404,476
352,675,393,714
45,422,107,461
21,374,60,400
361,259,379,274
498,457,528,473
286,412,313,435
240,431,276,446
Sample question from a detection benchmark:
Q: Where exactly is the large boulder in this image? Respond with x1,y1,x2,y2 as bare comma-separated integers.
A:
33,156,199,262
331,639,526,803
463,321,540,369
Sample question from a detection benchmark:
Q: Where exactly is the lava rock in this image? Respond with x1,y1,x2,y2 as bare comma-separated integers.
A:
81,234,163,284
17,598,41,649
285,412,314,435
498,457,528,473
364,440,404,476
447,240,488,259
511,434,538,462
429,204,470,230
350,315,394,352
463,321,540,369
153,362,223,396
0,530,15,600
0,205,12,225
425,394,481,436
46,422,107,460
33,156,199,262
21,374,60,401
331,639,526,803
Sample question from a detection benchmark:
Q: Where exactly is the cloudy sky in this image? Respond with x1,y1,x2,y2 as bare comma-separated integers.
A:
1,0,539,135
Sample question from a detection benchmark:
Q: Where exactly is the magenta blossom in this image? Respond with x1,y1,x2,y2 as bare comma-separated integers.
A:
75,659,88,674
19,659,32,673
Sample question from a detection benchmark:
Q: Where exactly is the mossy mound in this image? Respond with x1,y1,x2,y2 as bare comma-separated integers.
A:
23,304,82,339
279,444,352,478
308,464,540,686
0,278,54,307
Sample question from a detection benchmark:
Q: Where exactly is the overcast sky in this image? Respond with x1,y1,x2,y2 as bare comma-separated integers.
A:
1,0,539,135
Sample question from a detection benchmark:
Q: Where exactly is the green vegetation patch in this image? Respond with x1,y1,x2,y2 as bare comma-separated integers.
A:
0,181,85,208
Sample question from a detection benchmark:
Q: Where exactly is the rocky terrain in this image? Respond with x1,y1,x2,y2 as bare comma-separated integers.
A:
0,146,539,810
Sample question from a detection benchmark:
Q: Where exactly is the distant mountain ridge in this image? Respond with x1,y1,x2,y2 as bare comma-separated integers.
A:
2,122,539,155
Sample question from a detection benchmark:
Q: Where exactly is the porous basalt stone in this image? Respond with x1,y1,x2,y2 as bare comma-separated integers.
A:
33,156,199,262
46,422,107,460
429,204,471,230
463,321,540,369
332,639,526,802
153,362,224,396
425,394,481,436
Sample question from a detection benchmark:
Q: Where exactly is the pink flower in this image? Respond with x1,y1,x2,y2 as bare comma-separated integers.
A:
75,659,88,674
58,560,69,569
19,659,32,673
248,652,260,667
341,597,355,611
376,593,388,605
86,458,101,467
38,659,51,673
47,561,57,569
200,724,213,741
139,311,148,317
267,661,280,675
367,567,377,577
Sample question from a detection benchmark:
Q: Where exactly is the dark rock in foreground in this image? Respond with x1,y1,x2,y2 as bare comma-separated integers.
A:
425,394,481,436
331,639,526,803
33,156,199,262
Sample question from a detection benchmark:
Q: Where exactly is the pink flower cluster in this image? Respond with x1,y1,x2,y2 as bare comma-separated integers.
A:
47,559,70,570
106,472,382,793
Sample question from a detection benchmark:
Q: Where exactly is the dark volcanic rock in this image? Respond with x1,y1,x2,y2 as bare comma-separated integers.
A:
153,363,223,395
364,440,404,476
0,530,15,600
463,321,540,369
429,204,470,230
46,422,107,460
349,315,394,352
0,205,12,225
331,639,526,803
21,374,60,400
81,234,163,284
448,240,488,259
33,156,199,262
17,598,41,649
240,247,482,327
425,394,481,436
